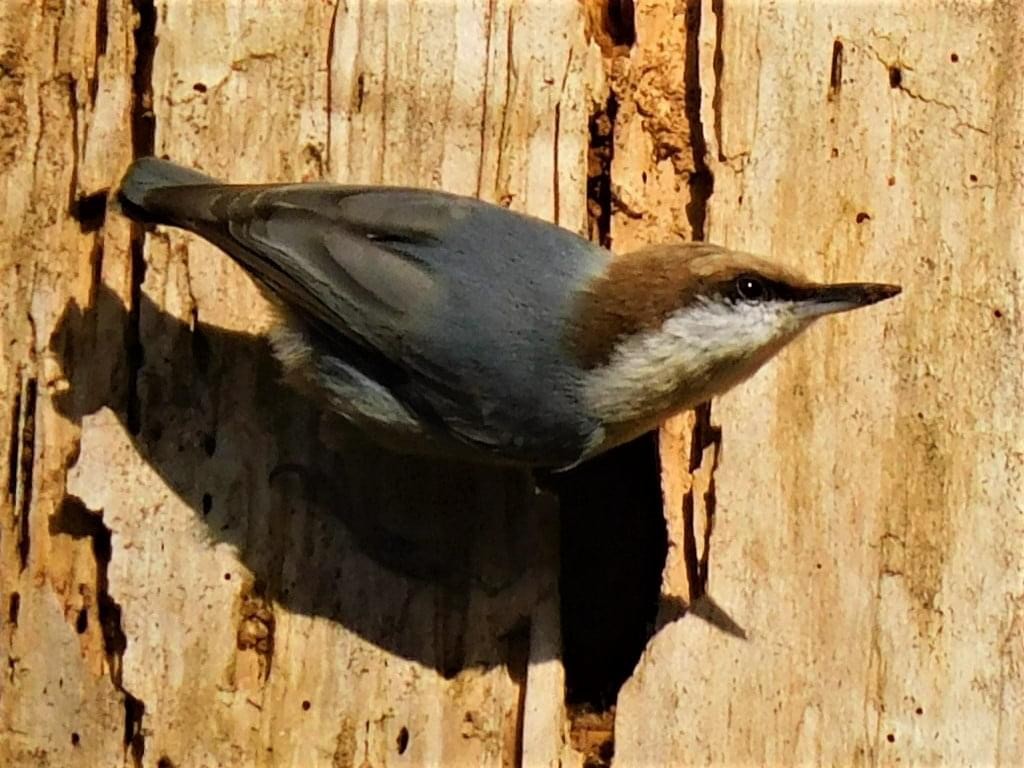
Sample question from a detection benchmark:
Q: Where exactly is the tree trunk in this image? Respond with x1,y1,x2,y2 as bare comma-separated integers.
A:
1,1,1021,767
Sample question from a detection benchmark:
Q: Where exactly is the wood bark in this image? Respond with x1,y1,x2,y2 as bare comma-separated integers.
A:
1,1,1021,767
613,1,1024,766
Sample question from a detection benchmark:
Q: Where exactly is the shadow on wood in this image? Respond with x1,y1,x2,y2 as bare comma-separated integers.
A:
49,282,554,676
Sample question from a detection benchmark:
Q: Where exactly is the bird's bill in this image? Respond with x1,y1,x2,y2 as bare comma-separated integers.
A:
797,282,902,318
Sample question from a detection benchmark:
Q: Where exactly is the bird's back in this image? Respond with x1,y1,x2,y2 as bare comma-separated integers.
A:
119,158,610,465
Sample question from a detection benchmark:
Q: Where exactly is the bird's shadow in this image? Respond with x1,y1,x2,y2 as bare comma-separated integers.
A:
49,282,557,675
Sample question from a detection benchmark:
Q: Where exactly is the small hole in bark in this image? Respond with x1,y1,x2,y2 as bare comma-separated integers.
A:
193,82,207,93
831,148,839,158
224,573,231,581
8,593,19,625
950,52,959,63
994,309,1003,318
887,733,896,743
606,0,636,47
856,212,872,223
71,732,80,746
396,726,409,754
915,706,924,715
76,608,88,634
301,700,311,711
829,39,844,96
969,173,978,182
157,757,175,768
70,192,108,234
888,176,896,186
889,67,903,88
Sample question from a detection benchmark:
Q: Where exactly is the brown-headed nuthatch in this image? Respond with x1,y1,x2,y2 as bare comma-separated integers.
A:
118,158,900,469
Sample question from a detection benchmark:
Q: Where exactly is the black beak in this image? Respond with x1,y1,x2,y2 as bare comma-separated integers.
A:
800,282,902,317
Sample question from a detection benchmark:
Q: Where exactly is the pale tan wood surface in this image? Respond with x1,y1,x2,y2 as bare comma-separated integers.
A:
1,2,603,766
3,1,1021,766
615,1,1024,765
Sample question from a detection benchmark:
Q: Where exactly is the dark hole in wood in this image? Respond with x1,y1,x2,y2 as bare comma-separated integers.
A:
829,39,844,96
554,433,666,710
70,192,108,234
396,726,410,754
606,0,636,47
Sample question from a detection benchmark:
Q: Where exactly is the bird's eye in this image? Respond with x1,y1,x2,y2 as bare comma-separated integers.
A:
734,275,769,302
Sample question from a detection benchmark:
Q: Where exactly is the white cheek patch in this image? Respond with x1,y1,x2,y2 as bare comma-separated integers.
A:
663,298,788,360
584,298,800,427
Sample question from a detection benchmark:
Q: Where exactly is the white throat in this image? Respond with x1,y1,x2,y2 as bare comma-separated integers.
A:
584,297,801,431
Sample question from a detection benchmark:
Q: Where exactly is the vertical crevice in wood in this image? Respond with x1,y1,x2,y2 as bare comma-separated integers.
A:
15,377,37,573
587,94,617,248
710,0,726,162
6,386,21,504
829,39,844,101
681,402,721,600
682,0,713,239
126,0,156,436
324,0,341,177
91,0,109,103
501,621,530,768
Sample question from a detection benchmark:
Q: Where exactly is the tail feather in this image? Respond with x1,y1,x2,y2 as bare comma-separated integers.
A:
117,157,218,225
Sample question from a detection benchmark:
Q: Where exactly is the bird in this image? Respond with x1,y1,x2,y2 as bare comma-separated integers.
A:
117,157,901,470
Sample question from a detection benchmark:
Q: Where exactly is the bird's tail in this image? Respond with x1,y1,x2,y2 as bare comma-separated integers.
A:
117,157,219,225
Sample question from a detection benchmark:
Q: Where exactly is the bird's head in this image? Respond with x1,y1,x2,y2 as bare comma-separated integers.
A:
568,243,901,420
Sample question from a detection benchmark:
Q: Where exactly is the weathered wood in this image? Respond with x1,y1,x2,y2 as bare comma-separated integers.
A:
2,1,604,766
615,1,1024,765
4,0,1022,766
